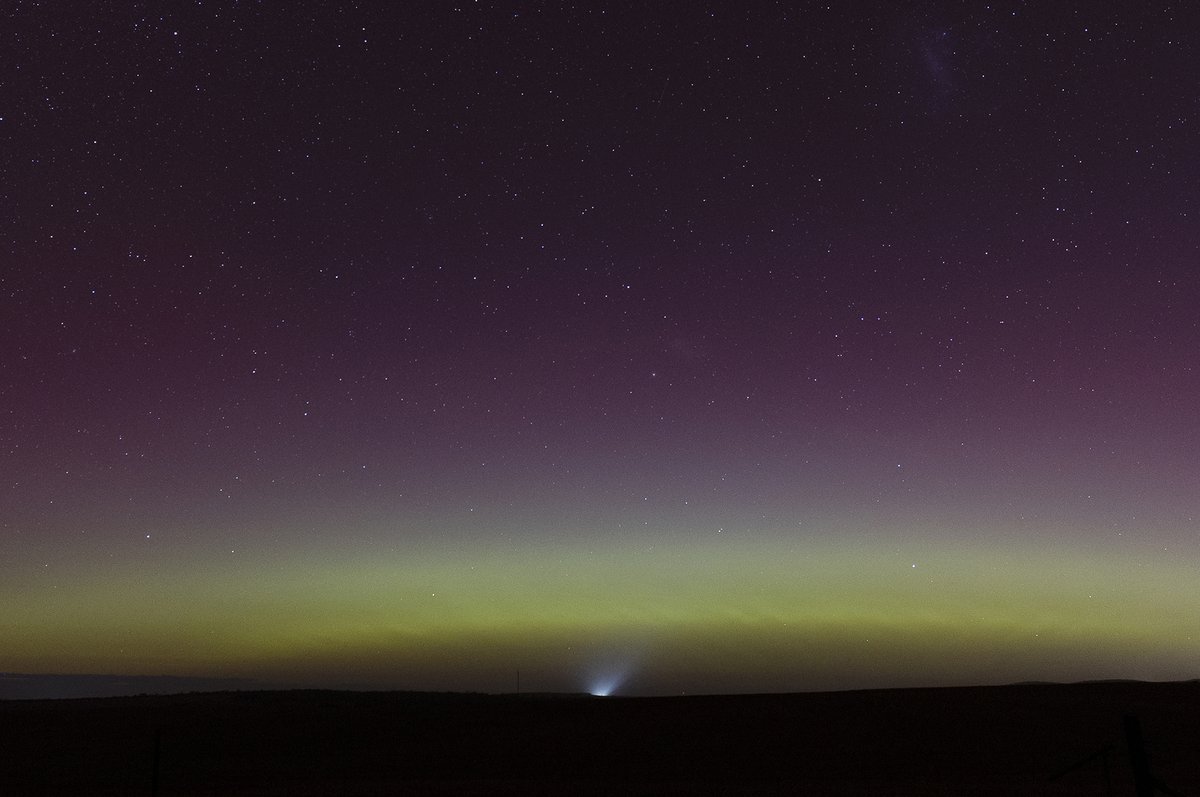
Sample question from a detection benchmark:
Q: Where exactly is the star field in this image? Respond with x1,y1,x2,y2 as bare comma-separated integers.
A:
3,2,1199,695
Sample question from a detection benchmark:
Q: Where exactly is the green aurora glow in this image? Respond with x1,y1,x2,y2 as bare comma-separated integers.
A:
9,522,1198,694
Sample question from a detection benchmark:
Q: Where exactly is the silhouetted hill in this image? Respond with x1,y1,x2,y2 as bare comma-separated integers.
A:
3,681,1198,794
0,672,259,700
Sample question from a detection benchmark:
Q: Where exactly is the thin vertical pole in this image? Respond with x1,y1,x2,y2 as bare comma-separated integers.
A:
151,728,161,797
1123,714,1154,797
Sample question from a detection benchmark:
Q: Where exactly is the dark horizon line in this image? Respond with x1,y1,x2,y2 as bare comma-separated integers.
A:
4,672,1197,702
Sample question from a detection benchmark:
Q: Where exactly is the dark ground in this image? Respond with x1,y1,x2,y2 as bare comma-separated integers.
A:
1,680,1197,795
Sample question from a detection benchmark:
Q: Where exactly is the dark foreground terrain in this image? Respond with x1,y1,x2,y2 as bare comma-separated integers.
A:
2,680,1198,795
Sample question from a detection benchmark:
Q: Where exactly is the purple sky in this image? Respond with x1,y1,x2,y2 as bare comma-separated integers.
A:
4,2,1199,695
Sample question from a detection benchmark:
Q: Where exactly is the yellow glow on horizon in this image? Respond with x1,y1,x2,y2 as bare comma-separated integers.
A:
6,530,1199,691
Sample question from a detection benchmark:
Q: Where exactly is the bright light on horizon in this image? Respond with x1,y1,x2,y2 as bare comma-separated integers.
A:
587,665,632,697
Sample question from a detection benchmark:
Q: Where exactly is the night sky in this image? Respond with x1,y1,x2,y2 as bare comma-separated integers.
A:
5,2,1200,697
